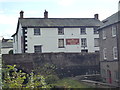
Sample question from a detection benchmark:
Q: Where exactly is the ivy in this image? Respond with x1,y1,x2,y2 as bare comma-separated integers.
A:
2,65,50,89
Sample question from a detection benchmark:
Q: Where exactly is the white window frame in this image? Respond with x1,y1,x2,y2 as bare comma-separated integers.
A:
80,28,86,35
58,28,64,35
58,39,64,48
113,47,118,59
34,28,40,35
34,45,42,53
103,48,107,60
112,26,116,37
103,30,106,39
81,38,87,47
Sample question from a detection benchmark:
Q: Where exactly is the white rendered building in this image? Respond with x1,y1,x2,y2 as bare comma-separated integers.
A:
12,10,102,54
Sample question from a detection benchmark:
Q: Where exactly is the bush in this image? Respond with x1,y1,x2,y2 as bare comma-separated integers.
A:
45,75,59,84
2,65,50,88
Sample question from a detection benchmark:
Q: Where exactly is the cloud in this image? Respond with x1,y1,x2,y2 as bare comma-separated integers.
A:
0,0,50,2
56,0,76,6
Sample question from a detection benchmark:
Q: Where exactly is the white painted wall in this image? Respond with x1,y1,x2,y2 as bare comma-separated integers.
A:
1,48,13,54
13,24,23,53
25,27,99,53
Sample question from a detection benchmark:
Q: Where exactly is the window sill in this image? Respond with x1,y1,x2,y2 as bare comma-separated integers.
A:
103,58,107,60
113,58,118,60
112,35,116,37
103,37,106,40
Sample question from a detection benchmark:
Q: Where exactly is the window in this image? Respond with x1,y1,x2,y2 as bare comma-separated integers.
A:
58,39,64,48
80,28,86,35
101,69,106,82
34,28,40,35
103,30,106,39
81,38,87,47
112,26,117,37
94,38,99,47
114,71,118,81
101,69,106,77
103,48,107,59
94,28,99,34
34,45,42,53
58,28,64,35
113,47,118,59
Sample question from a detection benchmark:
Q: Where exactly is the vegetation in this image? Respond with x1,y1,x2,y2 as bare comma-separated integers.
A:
50,78,90,88
8,50,13,54
2,65,91,89
2,65,50,89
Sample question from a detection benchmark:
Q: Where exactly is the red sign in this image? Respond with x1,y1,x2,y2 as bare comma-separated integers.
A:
66,39,79,45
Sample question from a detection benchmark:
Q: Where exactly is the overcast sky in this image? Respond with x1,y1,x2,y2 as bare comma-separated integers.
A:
0,0,119,38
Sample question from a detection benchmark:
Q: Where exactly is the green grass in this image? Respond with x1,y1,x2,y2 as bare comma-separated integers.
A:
50,78,91,88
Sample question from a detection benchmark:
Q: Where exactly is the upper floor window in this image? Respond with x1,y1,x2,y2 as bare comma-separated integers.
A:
80,28,86,35
81,38,87,47
34,45,42,53
103,48,107,60
58,28,64,35
58,39,64,48
112,26,117,37
103,30,106,39
113,47,118,59
94,28,99,34
34,28,40,35
94,38,99,47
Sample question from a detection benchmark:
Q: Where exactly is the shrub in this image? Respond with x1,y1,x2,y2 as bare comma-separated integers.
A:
45,75,59,84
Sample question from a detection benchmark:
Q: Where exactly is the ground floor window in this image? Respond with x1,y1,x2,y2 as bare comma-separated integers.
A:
114,71,118,81
34,45,42,53
58,39,64,48
81,38,87,47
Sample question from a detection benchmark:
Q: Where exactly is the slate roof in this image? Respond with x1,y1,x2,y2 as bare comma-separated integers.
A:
12,18,102,37
2,42,13,48
2,39,13,48
98,11,120,30
19,18,102,27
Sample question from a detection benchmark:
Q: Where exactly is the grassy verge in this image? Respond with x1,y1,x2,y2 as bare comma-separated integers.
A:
50,78,91,88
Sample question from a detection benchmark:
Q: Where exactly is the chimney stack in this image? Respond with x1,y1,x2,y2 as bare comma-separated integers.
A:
94,14,99,19
44,10,48,18
20,10,24,19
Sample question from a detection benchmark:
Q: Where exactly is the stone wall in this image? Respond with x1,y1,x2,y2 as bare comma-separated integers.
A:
2,53,100,77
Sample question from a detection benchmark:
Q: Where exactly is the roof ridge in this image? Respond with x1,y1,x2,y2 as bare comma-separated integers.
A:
19,18,96,19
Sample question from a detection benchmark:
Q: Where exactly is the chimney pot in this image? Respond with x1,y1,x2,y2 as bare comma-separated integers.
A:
44,10,48,18
94,14,99,19
20,10,24,19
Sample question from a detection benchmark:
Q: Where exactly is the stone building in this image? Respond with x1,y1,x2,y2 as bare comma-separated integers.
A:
98,2,120,86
